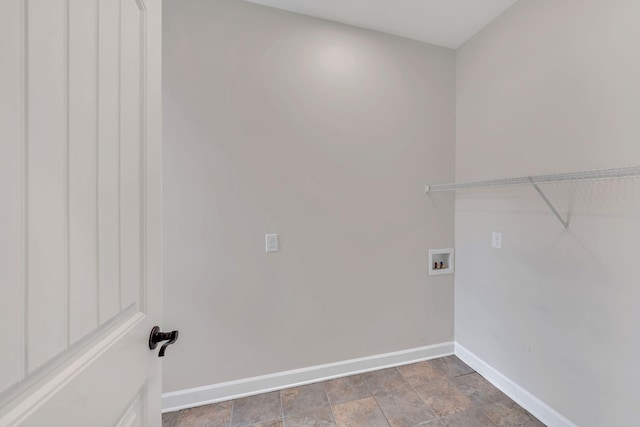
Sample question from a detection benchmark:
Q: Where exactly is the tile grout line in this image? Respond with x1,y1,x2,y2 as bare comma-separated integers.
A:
371,391,393,427
279,390,284,427
364,367,409,426
361,369,375,397
361,367,393,425
395,364,443,425
320,379,338,425
228,398,234,427
399,358,460,423
428,358,505,426
227,399,233,427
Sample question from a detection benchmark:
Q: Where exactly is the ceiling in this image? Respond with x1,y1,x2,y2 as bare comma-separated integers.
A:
245,0,519,49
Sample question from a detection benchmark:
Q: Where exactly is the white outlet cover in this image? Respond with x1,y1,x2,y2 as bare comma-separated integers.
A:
265,234,279,252
492,232,502,249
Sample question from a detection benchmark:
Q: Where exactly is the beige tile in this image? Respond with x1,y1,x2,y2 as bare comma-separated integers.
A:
417,420,444,426
439,408,495,427
282,383,330,417
451,373,507,406
284,407,336,427
169,401,233,427
324,375,371,406
397,361,446,387
231,391,282,427
430,356,475,378
361,368,410,395
412,378,473,417
374,387,436,427
481,400,546,427
332,397,390,427
481,399,520,423
162,411,181,427
251,421,284,427
500,417,545,427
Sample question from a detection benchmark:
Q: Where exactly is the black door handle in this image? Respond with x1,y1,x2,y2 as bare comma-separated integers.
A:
149,326,179,357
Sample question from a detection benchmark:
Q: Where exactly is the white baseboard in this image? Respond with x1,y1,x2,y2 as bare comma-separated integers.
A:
454,343,577,427
162,341,454,413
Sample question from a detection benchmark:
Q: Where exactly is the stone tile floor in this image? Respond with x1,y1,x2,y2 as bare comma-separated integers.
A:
163,356,545,427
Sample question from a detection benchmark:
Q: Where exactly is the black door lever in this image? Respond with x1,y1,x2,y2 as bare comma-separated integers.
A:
149,326,179,357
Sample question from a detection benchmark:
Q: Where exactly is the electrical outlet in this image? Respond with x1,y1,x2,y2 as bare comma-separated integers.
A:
265,234,279,253
492,232,502,249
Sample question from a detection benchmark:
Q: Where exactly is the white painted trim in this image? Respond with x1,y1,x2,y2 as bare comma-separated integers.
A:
454,343,577,427
162,342,454,413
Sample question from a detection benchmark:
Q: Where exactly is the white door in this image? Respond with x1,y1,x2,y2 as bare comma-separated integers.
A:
0,0,162,425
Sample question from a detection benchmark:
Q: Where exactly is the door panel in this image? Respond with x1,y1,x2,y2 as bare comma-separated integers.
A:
120,0,144,313
3,313,156,426
97,0,123,326
0,0,162,425
0,0,25,394
68,0,99,345
117,388,146,427
26,0,69,373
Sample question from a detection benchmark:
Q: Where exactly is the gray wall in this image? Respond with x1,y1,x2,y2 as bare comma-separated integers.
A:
455,1,640,426
163,0,456,393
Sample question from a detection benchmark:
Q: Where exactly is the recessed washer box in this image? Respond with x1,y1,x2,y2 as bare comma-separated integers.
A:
429,248,454,276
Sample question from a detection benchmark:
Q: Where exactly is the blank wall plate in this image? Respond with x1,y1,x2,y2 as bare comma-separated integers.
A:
265,234,279,252
492,232,502,249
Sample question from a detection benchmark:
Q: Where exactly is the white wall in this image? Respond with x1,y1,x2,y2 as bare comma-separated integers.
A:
456,1,640,426
163,0,456,393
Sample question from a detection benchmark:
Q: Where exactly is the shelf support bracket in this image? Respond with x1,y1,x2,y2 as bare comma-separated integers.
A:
528,177,569,231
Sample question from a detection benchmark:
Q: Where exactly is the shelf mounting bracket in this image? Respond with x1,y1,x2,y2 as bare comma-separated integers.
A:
528,177,569,232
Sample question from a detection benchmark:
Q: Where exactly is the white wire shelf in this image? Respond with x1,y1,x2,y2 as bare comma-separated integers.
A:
424,166,640,231
424,166,640,193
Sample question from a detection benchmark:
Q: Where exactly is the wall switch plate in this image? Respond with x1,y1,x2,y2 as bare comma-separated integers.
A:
492,232,502,249
265,234,279,253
